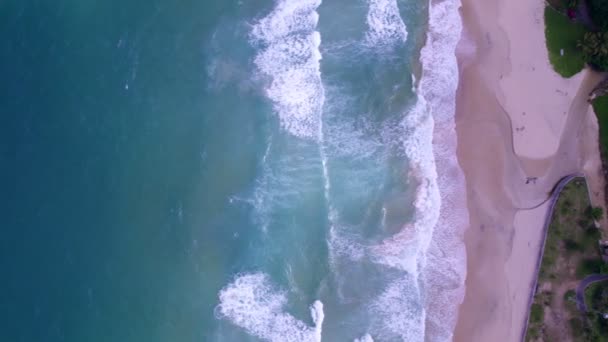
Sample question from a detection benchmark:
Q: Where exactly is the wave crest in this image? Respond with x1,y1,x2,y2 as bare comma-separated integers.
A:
251,0,325,139
216,273,324,342
365,0,408,47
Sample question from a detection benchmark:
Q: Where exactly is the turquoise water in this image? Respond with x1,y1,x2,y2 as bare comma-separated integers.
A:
4,0,466,341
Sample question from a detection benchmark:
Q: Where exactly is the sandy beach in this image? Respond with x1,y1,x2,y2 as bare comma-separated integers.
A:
452,0,606,340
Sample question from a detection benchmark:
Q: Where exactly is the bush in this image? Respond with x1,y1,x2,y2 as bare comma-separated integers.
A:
526,327,540,341
526,326,540,341
578,218,591,228
564,238,582,252
530,303,544,324
585,206,604,221
592,206,604,220
565,289,576,301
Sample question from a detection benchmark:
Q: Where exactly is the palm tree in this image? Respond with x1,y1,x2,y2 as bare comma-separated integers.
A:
579,32,608,57
578,31,608,70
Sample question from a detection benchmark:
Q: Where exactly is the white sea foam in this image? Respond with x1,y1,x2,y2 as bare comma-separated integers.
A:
354,334,374,342
251,0,325,139
356,0,441,280
311,2,439,340
235,0,466,340
216,273,324,342
418,0,468,340
328,224,366,263
321,98,385,160
370,275,425,341
361,0,466,339
369,95,439,278
310,300,325,341
365,0,408,48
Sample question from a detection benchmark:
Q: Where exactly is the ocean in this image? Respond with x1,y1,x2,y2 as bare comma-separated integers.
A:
3,0,466,341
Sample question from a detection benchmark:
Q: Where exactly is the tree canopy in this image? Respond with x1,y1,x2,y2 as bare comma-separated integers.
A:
579,31,608,70
588,0,608,30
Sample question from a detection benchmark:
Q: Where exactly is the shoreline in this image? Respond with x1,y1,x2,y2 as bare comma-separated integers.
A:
419,0,470,339
451,0,606,339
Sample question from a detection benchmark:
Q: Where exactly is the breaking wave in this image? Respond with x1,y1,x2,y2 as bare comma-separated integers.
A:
215,0,467,340
365,0,408,48
251,0,325,139
216,273,324,342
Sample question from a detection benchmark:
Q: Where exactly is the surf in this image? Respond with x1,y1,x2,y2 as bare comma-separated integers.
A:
250,0,325,139
216,273,325,342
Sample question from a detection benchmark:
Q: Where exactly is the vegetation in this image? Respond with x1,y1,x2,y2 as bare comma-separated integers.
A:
544,0,608,76
579,31,608,71
577,258,605,278
544,6,587,77
592,96,608,213
546,0,567,10
590,206,605,221
531,303,545,324
593,96,608,161
588,0,608,31
587,282,608,312
582,281,608,340
593,96,608,115
531,3,608,339
526,179,607,341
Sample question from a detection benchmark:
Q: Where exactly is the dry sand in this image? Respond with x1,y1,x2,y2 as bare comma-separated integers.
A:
452,0,606,340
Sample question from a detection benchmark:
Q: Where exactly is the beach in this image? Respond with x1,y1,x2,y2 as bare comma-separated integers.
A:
452,0,606,340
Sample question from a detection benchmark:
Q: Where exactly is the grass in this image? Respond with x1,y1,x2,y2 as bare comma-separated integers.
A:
569,318,586,339
593,96,608,160
525,179,607,341
587,278,608,312
586,282,602,312
531,303,545,324
544,6,588,77
583,281,608,339
593,96,608,231
577,258,605,279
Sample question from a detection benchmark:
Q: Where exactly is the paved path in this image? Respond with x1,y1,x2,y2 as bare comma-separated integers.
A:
576,274,608,312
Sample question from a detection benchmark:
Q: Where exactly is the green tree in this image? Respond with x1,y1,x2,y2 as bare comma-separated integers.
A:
592,206,604,221
587,205,605,221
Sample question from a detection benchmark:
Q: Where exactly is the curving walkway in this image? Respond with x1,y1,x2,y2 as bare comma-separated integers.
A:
576,274,608,312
